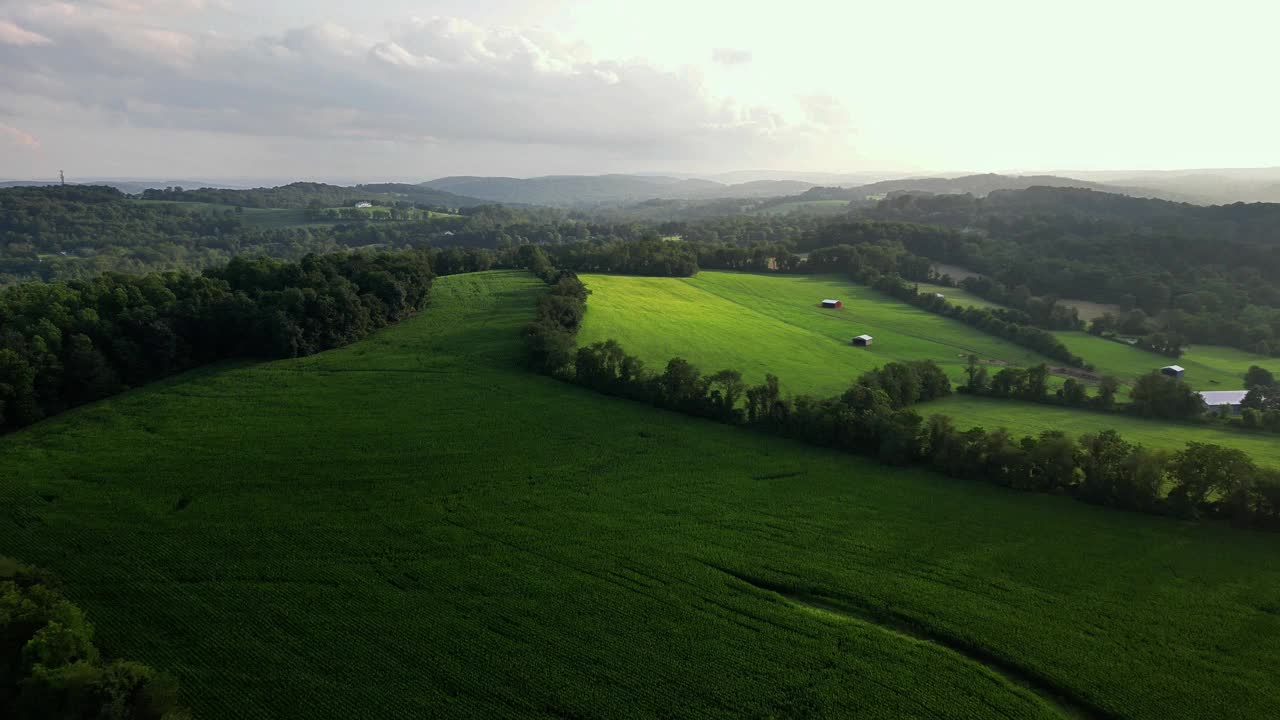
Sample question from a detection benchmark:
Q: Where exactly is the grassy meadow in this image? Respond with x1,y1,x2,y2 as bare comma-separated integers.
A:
578,271,1279,467
920,395,1280,468
3,271,1280,719
577,272,1062,396
911,281,1006,310
1053,331,1279,389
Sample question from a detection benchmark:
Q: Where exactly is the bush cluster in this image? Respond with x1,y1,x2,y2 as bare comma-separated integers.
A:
1,558,188,719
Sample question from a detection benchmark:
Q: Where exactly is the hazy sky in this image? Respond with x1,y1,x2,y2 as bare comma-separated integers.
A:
1,0,1277,179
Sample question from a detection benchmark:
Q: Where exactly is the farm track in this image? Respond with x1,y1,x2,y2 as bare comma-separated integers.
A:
715,566,1110,720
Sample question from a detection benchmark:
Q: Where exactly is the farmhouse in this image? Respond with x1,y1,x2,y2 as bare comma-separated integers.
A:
852,334,874,347
1199,390,1249,416
934,293,946,299
1160,365,1185,379
355,201,373,208
821,299,843,309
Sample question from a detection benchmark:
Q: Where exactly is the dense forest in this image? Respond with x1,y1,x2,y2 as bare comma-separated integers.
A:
855,189,1280,355
138,182,484,210
0,250,435,433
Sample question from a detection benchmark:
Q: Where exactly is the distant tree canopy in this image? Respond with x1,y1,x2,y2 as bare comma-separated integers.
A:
8,181,1280,354
850,188,1280,355
139,182,480,210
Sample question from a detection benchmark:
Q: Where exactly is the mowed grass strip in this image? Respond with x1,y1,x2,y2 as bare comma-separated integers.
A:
1,271,1279,719
919,395,1280,468
911,282,1006,310
578,271,1061,396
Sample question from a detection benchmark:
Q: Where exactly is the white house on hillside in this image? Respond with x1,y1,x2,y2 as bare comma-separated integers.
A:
355,201,373,208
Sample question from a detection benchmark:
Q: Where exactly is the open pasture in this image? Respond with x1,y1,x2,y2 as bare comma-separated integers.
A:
2,271,1279,719
1054,331,1279,389
911,281,1005,310
919,395,1280,468
578,271,1064,396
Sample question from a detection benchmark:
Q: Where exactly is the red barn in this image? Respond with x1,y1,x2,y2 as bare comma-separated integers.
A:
821,299,843,309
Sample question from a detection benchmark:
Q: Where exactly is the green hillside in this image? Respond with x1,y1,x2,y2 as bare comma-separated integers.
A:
577,271,1062,396
133,200,331,229
578,270,1279,466
2,271,1279,719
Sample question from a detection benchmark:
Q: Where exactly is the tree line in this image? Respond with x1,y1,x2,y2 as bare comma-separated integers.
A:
1,557,188,719
963,356,1280,432
858,189,1280,356
0,250,435,434
518,258,1280,530
138,182,479,211
957,276,1084,331
870,275,1088,368
567,343,1279,526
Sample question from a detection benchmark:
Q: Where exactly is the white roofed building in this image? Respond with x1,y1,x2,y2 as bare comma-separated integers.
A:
1199,390,1249,416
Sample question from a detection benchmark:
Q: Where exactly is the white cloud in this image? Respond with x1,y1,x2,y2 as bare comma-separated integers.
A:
0,18,50,45
711,47,751,66
0,122,40,150
0,6,820,162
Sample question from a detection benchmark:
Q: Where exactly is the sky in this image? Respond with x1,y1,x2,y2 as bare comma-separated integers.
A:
0,0,1277,180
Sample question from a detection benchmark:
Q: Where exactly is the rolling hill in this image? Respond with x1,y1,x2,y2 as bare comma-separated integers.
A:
576,271,1062,394
1,270,1278,719
576,271,1280,465
421,172,1167,209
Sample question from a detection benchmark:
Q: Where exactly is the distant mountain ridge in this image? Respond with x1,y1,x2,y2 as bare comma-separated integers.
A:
421,174,819,207
866,185,1280,245
421,172,1187,209
835,173,1184,203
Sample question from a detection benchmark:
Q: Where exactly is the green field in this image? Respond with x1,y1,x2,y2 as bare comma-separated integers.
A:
1054,331,1279,389
920,395,1280,468
578,272,1063,396
578,271,1279,467
912,281,1006,310
3,270,1280,719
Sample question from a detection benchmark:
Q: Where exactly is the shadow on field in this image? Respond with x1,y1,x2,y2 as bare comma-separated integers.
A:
708,564,1113,720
